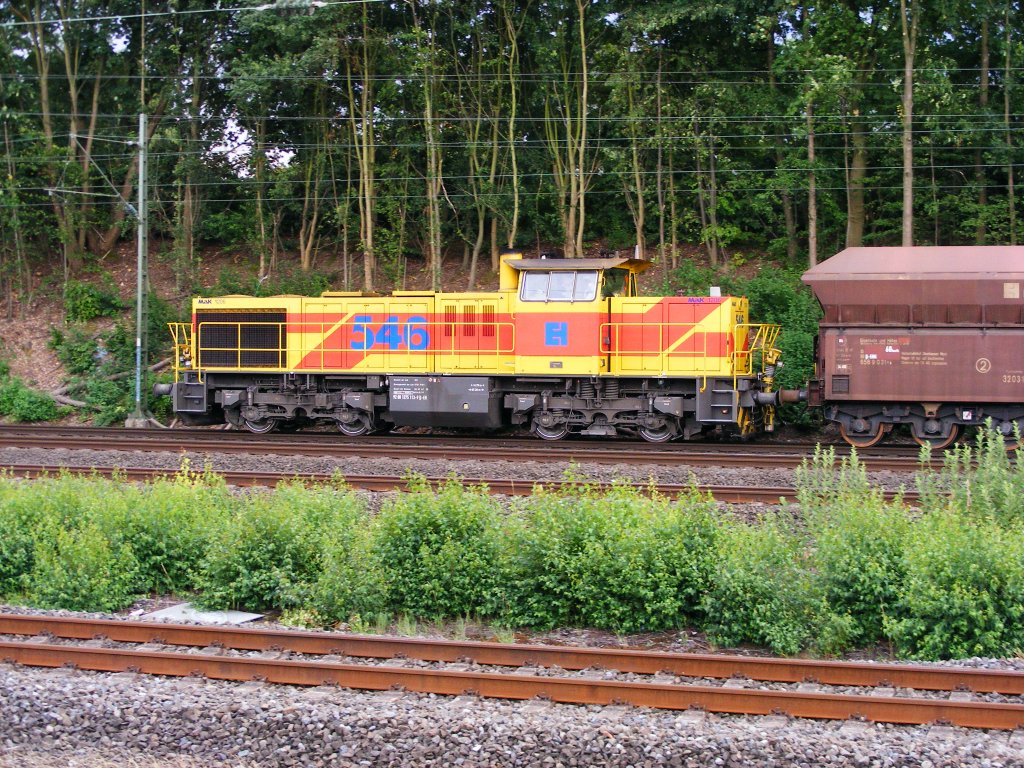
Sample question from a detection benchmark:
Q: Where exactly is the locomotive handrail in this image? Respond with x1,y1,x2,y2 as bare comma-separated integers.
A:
167,322,194,382
599,320,717,378
732,323,782,385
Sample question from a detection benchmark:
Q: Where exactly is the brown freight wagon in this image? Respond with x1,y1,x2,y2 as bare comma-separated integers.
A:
802,246,1024,448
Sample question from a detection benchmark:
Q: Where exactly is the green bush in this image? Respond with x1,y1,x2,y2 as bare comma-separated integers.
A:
799,448,910,647
0,488,41,597
27,522,140,612
64,279,126,322
49,326,101,375
195,480,351,612
371,477,504,619
917,424,1024,526
885,509,1024,660
502,483,718,632
313,487,381,623
0,377,59,422
701,512,819,655
96,469,230,595
85,376,131,426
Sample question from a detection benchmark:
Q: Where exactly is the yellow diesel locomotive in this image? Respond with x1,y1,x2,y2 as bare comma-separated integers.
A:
159,251,792,441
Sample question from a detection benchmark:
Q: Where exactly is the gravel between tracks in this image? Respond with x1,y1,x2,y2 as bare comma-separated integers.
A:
2,663,1022,768
0,444,917,493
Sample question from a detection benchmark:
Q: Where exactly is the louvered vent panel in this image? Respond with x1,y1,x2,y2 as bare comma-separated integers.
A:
196,310,285,368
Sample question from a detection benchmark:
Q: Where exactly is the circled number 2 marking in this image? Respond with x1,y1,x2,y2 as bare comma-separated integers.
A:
976,358,992,374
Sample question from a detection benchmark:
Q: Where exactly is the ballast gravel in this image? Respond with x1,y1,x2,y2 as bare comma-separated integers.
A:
0,444,915,493
1,664,1022,768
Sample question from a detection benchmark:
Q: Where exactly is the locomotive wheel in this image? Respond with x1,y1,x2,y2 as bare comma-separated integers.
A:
338,416,371,437
533,422,570,441
638,424,675,443
838,422,890,449
243,418,277,434
911,424,960,451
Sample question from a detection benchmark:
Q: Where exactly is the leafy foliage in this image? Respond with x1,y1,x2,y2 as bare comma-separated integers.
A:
27,522,140,612
64,279,127,323
885,510,1024,660
49,326,101,375
194,480,355,612
701,511,819,655
502,482,718,633
5,458,1024,661
917,424,1024,526
0,377,59,422
371,477,504,619
799,448,909,647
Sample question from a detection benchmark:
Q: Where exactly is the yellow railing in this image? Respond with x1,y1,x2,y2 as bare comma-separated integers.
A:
734,323,782,372
167,322,194,381
598,320,782,379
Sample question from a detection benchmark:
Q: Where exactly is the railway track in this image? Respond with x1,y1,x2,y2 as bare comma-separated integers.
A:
2,614,1021,730
0,424,937,473
0,463,821,503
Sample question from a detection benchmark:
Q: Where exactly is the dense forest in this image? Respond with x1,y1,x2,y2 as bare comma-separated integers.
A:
0,0,1020,303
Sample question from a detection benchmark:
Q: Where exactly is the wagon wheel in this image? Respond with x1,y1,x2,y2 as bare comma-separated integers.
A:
987,421,1022,451
838,422,890,449
243,418,277,434
911,424,960,451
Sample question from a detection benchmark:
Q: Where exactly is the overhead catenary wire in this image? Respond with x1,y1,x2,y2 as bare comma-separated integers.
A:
0,0,390,28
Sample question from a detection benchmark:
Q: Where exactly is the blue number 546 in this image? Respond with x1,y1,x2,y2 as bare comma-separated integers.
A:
351,315,430,351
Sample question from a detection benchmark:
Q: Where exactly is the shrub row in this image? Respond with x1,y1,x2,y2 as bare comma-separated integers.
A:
2,430,1023,660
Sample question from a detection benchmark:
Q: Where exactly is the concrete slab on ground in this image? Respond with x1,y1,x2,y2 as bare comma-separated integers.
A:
142,603,263,625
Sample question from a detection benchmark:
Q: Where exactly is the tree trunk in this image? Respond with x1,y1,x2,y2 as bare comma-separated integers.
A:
767,29,798,259
846,108,868,247
1007,1,1017,245
627,83,646,257
503,6,523,251
899,0,918,247
976,18,990,244
573,0,588,257
807,100,818,268
254,119,268,279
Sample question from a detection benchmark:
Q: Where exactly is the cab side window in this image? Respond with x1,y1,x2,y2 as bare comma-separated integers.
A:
519,270,599,302
521,272,548,301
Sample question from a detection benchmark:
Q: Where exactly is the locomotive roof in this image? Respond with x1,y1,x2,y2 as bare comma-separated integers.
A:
803,246,1024,280
504,256,652,273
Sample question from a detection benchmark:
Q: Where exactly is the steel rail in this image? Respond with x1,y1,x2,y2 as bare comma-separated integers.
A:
0,463,920,503
2,614,1020,694
0,425,933,472
3,640,1022,729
